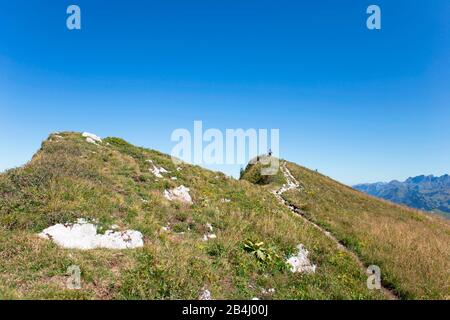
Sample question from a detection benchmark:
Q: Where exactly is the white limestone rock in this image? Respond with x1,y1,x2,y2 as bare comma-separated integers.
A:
146,160,169,178
38,219,143,250
202,233,217,241
261,288,275,295
286,244,316,274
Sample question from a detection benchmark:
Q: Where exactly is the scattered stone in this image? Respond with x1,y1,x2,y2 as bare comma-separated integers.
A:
202,233,217,241
164,185,193,204
286,244,316,274
199,288,212,300
147,160,169,178
82,132,102,144
203,224,215,240
276,163,301,196
38,219,143,250
171,177,178,180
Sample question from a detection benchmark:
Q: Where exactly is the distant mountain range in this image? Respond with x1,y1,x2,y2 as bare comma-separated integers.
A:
2,132,449,299
354,175,450,218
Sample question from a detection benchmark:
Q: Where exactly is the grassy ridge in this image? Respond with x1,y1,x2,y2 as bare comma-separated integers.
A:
262,161,449,299
0,132,384,299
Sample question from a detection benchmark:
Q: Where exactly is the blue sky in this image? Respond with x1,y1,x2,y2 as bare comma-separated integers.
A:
0,0,449,185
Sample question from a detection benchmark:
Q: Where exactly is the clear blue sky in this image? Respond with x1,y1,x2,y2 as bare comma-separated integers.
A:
0,0,449,185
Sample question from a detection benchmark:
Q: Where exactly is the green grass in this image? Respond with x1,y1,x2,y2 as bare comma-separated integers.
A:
0,132,417,299
245,160,450,300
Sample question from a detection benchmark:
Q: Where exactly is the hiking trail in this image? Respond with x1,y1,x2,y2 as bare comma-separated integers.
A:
273,161,399,300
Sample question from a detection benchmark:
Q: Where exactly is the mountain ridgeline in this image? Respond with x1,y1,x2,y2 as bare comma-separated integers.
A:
354,175,450,218
0,132,448,300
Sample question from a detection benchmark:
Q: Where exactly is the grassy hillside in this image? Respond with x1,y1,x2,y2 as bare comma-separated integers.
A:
0,132,387,300
242,161,450,299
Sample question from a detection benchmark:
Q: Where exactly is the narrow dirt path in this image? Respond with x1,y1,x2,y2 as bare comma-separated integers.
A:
273,161,399,300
